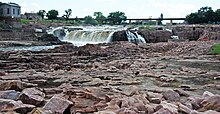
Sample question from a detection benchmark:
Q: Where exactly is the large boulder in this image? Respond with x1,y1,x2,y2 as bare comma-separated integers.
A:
37,34,62,43
19,88,45,106
138,30,172,43
112,30,128,42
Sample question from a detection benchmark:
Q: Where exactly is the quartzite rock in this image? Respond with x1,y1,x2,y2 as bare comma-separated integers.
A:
162,90,180,102
0,98,35,114
43,95,73,113
19,88,45,106
0,90,20,100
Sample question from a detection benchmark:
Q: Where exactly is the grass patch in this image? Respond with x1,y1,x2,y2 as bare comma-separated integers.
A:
139,26,154,31
20,19,34,24
209,44,220,55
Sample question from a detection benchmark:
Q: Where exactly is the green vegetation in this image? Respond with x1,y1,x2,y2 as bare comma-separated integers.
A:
46,10,59,20
107,11,127,25
84,15,98,25
20,19,34,24
210,44,220,55
139,26,154,31
94,12,106,24
63,9,72,23
186,6,220,24
37,10,46,19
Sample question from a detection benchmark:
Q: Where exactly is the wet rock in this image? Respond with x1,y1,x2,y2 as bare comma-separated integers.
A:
162,90,180,102
43,95,73,113
0,90,20,100
19,88,45,106
0,98,35,114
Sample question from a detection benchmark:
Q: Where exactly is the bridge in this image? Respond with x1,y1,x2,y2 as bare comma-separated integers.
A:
68,17,186,25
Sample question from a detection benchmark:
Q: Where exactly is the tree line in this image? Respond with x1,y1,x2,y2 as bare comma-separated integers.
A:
37,9,127,25
186,6,220,24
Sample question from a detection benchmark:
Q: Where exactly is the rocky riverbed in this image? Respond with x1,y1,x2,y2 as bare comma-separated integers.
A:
0,40,219,114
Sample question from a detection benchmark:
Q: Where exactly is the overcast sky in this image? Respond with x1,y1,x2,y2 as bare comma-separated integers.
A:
1,0,219,18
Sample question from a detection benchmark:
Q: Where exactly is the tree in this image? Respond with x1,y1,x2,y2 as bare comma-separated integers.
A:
37,10,46,19
107,11,127,25
63,9,72,22
84,15,98,25
186,13,200,24
186,6,215,24
198,6,215,23
47,10,59,20
215,9,220,22
93,12,106,24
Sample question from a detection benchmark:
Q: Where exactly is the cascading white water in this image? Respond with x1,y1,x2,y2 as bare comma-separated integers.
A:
63,30,115,46
126,31,146,43
50,26,147,46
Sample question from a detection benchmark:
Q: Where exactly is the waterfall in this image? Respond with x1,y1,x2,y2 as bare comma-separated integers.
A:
63,30,115,46
126,31,146,43
50,26,147,46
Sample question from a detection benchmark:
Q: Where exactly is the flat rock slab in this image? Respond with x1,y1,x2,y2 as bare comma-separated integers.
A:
43,95,73,113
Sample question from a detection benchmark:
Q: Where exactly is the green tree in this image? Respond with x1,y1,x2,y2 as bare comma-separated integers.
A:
0,2,2,16
186,6,215,24
215,9,220,22
84,15,98,25
37,10,46,19
107,11,127,25
186,13,200,24
47,10,59,20
93,12,106,24
62,9,72,23
198,6,215,23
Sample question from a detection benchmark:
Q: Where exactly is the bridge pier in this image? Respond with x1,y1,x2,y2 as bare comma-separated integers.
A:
129,20,131,24
170,20,173,25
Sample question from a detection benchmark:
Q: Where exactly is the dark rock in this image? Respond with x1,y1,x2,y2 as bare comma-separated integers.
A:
112,30,128,42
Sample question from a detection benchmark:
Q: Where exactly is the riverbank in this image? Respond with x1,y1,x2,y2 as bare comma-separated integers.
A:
0,40,219,113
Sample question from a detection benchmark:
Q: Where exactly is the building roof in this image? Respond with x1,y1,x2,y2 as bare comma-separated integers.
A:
0,2,21,8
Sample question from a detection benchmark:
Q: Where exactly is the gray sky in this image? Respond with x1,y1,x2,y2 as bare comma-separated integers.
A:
1,0,219,19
